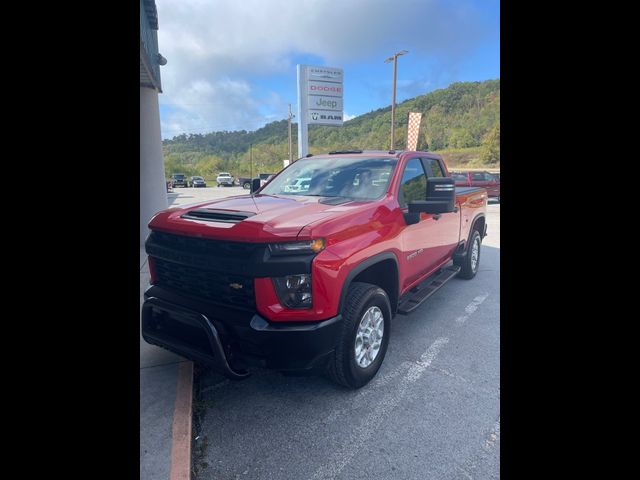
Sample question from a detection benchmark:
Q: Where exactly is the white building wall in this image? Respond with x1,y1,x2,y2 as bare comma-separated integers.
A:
140,86,168,244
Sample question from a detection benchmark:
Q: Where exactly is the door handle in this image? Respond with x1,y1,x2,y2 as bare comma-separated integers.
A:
433,214,442,220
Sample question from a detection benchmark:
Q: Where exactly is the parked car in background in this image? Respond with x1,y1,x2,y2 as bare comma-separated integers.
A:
171,173,188,188
188,176,207,188
216,172,234,187
237,177,252,189
451,170,500,202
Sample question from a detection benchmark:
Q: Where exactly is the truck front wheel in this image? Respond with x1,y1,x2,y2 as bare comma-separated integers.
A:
457,229,482,279
327,282,391,389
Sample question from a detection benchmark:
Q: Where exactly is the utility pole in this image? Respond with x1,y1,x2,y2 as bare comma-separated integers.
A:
250,144,253,179
384,50,408,150
288,104,295,162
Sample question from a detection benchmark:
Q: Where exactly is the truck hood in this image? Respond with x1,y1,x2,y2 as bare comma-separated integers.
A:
148,193,371,242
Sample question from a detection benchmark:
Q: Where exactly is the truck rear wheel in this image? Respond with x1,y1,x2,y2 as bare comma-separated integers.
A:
457,229,482,279
243,182,251,189
327,282,391,389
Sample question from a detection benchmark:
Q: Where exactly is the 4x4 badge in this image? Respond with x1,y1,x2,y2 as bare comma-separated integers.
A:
229,283,243,290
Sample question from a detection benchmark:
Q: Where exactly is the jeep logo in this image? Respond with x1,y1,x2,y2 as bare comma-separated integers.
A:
315,98,338,109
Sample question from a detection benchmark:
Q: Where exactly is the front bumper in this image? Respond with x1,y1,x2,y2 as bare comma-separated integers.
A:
142,285,342,378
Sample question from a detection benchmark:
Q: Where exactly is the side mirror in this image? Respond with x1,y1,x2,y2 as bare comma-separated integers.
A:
408,177,456,214
250,178,261,193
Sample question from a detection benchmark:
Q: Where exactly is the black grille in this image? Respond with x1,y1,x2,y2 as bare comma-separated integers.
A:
147,231,264,309
149,230,261,258
153,257,255,309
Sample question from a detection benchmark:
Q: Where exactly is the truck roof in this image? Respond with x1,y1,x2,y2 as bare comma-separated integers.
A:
308,149,439,158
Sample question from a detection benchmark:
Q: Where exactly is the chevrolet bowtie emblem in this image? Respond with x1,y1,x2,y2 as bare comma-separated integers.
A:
229,283,243,290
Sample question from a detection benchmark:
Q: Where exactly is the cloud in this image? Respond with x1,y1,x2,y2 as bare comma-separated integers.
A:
155,0,493,137
160,78,266,136
344,112,357,121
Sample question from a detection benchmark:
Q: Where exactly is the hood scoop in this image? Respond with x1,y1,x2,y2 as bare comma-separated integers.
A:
180,209,256,223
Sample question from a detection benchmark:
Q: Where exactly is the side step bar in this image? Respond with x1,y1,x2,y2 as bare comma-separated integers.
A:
397,265,461,314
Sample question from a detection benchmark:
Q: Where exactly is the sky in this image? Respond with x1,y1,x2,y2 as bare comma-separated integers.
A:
155,0,500,140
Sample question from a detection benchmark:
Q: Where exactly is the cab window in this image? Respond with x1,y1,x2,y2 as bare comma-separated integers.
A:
399,158,427,208
422,158,445,177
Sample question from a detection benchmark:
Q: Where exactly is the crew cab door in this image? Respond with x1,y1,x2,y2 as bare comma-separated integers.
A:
398,157,460,289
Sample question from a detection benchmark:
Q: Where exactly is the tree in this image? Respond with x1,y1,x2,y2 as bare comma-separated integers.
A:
480,123,500,164
449,128,476,148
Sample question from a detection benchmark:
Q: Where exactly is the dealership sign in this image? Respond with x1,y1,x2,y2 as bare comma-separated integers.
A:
305,67,344,126
297,65,344,157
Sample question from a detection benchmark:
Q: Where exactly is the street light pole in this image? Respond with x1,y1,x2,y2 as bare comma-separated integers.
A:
385,50,408,150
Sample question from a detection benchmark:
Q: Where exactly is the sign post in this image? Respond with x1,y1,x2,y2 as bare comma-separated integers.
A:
297,65,343,159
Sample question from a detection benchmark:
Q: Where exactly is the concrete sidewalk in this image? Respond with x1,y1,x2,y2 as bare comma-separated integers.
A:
140,248,191,480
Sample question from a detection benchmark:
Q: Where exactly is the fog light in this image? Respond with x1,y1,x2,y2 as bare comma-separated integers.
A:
272,274,312,309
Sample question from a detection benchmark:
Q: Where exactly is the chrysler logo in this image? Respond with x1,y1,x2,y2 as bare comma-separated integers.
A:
229,283,243,290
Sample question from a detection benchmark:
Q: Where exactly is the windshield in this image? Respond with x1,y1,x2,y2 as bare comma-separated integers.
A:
173,175,184,179
219,173,230,177
261,156,398,200
193,176,203,181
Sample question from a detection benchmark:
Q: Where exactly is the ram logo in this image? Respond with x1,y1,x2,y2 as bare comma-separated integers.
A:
229,283,243,290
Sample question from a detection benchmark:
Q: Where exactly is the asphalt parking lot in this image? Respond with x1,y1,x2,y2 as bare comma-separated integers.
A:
167,185,249,207
167,187,500,479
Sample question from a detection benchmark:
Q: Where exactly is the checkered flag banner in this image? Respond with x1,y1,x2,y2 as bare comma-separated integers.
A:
406,112,422,151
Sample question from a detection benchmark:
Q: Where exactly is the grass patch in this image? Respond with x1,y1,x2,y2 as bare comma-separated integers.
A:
434,147,500,170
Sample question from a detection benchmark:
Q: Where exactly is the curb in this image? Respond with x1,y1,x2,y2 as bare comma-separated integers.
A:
170,361,193,480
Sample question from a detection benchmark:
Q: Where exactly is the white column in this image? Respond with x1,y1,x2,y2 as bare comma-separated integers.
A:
297,65,309,159
140,87,168,245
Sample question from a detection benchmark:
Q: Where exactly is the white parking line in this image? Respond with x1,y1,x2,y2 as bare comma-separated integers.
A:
324,360,413,424
309,337,449,480
456,293,490,324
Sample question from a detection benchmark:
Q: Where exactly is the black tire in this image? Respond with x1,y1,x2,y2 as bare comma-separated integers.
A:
243,182,251,189
327,282,391,389
457,229,482,279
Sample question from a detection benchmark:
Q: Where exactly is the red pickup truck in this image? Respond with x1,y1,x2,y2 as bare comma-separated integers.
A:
451,170,500,202
142,150,487,388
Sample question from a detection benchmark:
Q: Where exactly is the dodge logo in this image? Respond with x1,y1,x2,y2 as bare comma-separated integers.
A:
311,112,319,120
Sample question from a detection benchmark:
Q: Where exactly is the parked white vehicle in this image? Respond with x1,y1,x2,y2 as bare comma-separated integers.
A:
216,172,234,187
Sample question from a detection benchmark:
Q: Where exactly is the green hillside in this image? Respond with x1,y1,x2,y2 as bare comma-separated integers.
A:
162,79,500,180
